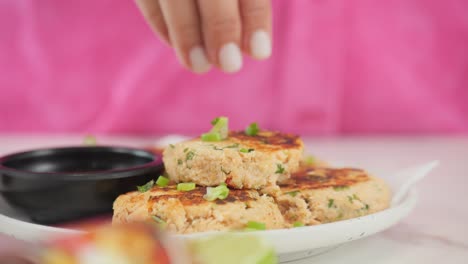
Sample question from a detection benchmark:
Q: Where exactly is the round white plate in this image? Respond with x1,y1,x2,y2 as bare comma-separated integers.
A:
0,189,417,263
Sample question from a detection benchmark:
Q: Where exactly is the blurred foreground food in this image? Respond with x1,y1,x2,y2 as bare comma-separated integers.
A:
0,223,277,264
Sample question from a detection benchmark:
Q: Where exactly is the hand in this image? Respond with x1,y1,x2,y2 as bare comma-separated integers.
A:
135,0,272,74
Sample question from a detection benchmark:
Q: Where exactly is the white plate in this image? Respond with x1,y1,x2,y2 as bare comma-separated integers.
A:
0,189,417,263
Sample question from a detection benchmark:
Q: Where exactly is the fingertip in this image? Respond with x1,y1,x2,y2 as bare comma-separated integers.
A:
189,46,212,73
219,42,243,73
249,30,272,60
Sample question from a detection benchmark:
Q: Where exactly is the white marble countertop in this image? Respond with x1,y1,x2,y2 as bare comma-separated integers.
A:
0,135,467,263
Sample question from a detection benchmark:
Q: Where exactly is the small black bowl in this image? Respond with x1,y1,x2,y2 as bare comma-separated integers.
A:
0,146,163,224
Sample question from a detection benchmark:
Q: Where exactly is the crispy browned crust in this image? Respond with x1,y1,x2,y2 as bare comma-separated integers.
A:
147,186,257,206
228,130,303,151
279,167,371,192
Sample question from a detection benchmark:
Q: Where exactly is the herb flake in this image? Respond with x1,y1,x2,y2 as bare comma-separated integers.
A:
286,191,299,197
275,164,285,174
239,148,254,153
328,199,335,208
137,180,154,193
186,151,195,161
333,186,350,191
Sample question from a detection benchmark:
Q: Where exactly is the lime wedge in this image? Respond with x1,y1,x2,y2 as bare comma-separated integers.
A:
190,234,277,264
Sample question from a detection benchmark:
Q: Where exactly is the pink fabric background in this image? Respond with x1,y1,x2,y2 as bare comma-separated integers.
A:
0,0,467,136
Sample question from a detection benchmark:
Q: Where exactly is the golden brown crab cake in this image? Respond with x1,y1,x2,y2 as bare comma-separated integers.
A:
162,131,304,189
274,167,391,227
112,186,285,234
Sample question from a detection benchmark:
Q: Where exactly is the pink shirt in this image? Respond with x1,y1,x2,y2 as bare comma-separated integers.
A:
1,0,467,136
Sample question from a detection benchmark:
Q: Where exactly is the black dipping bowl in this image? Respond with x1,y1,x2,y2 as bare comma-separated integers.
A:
0,146,163,224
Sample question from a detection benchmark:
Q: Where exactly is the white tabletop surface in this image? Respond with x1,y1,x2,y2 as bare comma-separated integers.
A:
0,134,467,263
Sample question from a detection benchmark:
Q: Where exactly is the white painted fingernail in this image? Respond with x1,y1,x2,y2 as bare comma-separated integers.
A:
219,43,242,73
189,46,211,73
250,30,271,60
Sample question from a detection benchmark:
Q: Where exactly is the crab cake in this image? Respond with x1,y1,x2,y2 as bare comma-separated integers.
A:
112,186,285,234
274,167,391,227
162,131,304,189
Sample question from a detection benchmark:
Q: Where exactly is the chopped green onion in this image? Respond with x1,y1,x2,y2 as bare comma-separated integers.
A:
211,117,221,125
177,159,183,165
203,184,230,201
245,122,259,136
211,117,229,139
137,180,154,193
201,132,222,142
177,182,196,191
83,135,97,146
186,151,195,161
239,148,254,153
293,221,305,228
246,221,266,231
328,199,334,208
304,155,315,165
347,195,354,203
156,176,169,187
169,144,175,149
151,215,167,229
275,164,285,174
333,186,349,191
364,204,370,210
286,191,299,197
213,143,239,150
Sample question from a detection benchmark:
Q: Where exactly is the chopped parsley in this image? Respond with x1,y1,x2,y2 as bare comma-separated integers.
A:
364,204,370,210
245,122,260,136
328,199,335,208
239,148,255,153
177,159,183,165
137,180,154,193
186,151,195,161
275,164,285,174
286,191,299,197
333,186,350,191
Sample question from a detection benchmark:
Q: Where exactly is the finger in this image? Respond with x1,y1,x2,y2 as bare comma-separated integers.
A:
239,0,272,60
135,0,171,46
197,0,243,73
159,0,211,73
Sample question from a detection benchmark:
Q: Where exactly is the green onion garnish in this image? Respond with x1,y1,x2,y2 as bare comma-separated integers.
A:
203,184,230,201
83,135,97,146
293,221,305,228
275,164,285,174
137,180,154,193
328,199,334,208
177,182,196,191
286,191,299,197
246,221,266,231
202,117,229,142
201,132,222,142
239,148,254,153
245,122,259,136
304,156,315,165
156,176,169,187
186,151,195,161
151,215,167,229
